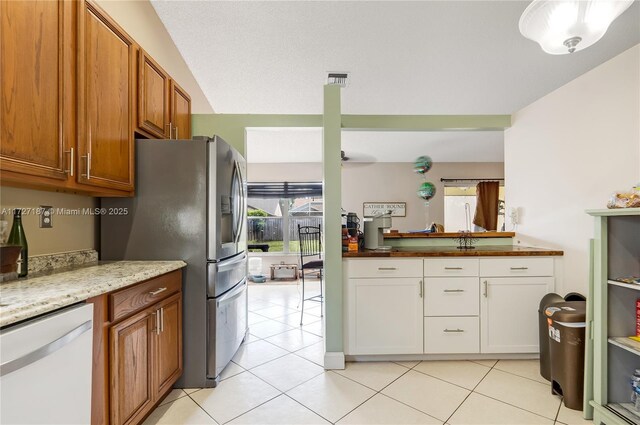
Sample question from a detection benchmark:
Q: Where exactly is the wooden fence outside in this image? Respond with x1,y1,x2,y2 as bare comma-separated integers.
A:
248,216,323,241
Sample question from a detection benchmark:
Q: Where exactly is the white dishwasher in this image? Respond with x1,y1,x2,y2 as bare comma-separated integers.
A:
0,303,93,424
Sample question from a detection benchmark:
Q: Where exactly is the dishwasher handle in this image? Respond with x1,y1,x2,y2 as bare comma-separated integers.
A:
0,320,92,377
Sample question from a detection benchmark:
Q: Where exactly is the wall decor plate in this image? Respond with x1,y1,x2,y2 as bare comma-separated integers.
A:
363,202,406,217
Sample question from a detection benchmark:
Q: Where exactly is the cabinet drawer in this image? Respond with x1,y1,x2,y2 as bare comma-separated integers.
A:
424,278,479,316
424,258,479,277
479,258,553,277
347,259,423,278
424,317,479,354
110,270,181,322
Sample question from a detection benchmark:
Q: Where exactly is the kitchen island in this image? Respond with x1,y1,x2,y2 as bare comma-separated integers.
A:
343,244,563,257
343,243,563,360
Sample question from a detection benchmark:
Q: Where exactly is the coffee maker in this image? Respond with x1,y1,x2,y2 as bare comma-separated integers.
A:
364,213,392,250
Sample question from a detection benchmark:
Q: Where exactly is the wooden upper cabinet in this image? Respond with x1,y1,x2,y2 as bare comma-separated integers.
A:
77,0,135,191
170,80,191,140
154,293,183,399
110,310,155,425
0,0,72,180
138,50,170,139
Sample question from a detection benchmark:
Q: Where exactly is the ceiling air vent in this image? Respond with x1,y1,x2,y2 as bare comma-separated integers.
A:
327,72,350,88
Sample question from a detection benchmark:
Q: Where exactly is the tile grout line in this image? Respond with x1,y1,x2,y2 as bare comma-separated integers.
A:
185,390,224,425
281,392,335,425
332,364,417,423
443,359,496,424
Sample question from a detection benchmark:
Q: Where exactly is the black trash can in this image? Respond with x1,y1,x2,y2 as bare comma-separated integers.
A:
539,293,564,381
545,301,587,410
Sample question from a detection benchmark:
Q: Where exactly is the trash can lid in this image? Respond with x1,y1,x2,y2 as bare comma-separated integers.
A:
539,293,565,311
545,301,586,322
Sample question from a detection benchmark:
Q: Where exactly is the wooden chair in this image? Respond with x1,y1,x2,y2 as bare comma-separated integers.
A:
297,224,323,325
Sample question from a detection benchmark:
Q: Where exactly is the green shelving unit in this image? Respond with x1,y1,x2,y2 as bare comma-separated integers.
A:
586,208,640,425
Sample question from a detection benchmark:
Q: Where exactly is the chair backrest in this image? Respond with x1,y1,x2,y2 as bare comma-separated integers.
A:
298,224,322,260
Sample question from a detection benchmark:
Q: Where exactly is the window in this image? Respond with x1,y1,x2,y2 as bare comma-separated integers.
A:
444,186,505,232
247,182,322,253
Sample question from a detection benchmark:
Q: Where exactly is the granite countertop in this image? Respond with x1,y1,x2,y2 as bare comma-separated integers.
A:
0,260,186,328
342,245,564,258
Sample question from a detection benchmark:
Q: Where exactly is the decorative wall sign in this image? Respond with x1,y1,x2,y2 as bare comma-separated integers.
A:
363,202,406,218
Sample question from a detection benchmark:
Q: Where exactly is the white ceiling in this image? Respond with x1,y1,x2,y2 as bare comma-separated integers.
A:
151,0,639,115
246,128,504,163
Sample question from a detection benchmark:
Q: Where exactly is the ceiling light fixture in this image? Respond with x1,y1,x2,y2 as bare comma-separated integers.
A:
519,0,633,54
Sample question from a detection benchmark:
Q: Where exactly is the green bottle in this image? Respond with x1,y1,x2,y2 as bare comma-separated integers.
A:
8,209,28,277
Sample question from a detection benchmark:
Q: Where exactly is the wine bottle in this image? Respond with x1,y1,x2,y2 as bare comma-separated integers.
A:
8,209,28,277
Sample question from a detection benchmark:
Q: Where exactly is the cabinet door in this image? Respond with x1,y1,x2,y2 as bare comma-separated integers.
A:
480,277,552,353
154,293,183,398
78,0,134,191
0,0,70,180
110,310,155,425
170,80,191,140
138,49,170,139
348,278,423,354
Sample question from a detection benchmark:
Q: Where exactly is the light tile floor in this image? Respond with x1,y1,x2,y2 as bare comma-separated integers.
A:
144,282,593,425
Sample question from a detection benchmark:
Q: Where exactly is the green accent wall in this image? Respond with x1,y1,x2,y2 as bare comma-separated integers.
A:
341,114,511,131
192,114,322,155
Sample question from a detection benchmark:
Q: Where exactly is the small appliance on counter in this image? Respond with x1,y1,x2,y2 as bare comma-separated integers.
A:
364,213,392,250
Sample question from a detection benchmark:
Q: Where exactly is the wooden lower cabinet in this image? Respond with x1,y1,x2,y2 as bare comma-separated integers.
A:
154,293,183,398
89,270,183,425
110,310,155,425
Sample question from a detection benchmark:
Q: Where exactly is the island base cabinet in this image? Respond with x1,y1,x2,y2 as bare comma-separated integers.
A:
348,278,423,355
424,317,480,354
480,277,553,353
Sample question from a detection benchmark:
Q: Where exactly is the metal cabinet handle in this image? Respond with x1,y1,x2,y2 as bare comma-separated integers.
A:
82,127,91,179
0,320,92,377
444,267,463,270
419,280,423,298
160,307,164,333
444,289,465,293
510,267,529,270
378,267,397,271
166,123,173,139
64,148,74,176
149,287,167,296
155,310,161,335
443,328,465,333
174,126,179,140
483,280,488,297
81,153,91,179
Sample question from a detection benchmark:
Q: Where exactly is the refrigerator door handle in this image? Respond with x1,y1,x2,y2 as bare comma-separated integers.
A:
216,279,247,306
232,160,244,244
236,161,246,244
216,253,247,273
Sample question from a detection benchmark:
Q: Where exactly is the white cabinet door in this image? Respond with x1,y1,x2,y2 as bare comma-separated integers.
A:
480,277,552,353
348,278,423,354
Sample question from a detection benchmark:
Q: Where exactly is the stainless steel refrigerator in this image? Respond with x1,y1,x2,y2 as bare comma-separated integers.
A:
101,136,247,388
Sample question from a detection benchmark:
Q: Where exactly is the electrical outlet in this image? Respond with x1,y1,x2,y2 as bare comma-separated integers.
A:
40,206,53,228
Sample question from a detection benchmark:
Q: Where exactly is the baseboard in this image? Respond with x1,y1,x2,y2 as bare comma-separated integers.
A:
324,351,345,369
